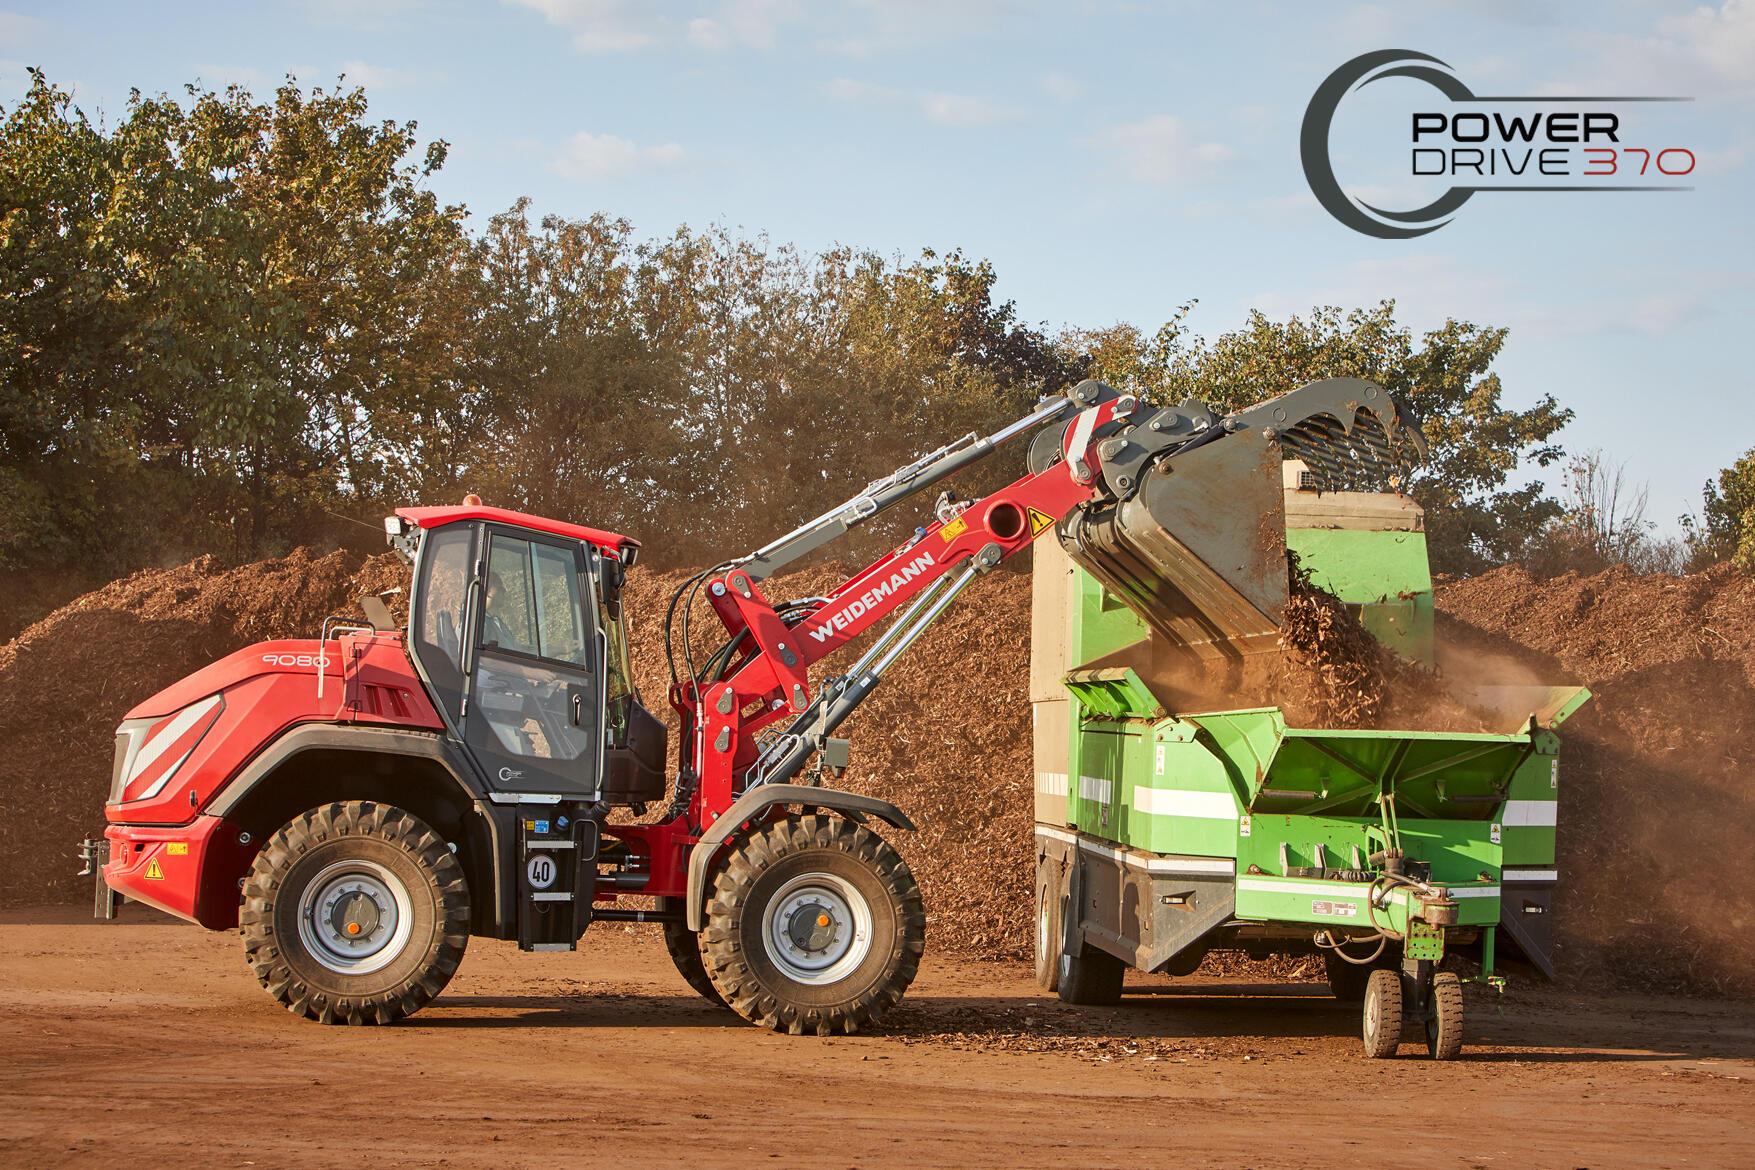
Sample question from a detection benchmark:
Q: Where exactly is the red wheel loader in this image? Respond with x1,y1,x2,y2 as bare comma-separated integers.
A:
84,377,1422,1032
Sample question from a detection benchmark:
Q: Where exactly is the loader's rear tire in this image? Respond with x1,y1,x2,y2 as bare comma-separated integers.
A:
657,896,726,1007
1424,971,1465,1060
1361,968,1403,1058
1324,949,1374,1003
241,801,469,1025
701,814,924,1035
1033,879,1061,993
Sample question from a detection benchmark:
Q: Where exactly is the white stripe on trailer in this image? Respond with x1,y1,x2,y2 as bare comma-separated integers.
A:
1078,774,1113,804
1503,868,1559,882
1132,786,1238,819
1238,877,1375,899
124,695,221,786
1446,886,1501,899
1501,800,1558,826
1031,827,1234,876
1035,771,1069,796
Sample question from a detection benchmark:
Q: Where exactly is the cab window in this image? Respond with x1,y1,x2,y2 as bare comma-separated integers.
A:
483,534,587,667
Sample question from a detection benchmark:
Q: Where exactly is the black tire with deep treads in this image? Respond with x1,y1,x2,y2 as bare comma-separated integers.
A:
700,814,924,1035
656,895,726,1007
1361,968,1404,1059
1425,970,1465,1060
240,801,469,1025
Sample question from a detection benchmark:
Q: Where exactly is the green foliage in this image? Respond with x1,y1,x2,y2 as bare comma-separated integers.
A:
4,70,1575,591
1064,303,1572,575
1690,448,1755,571
0,70,467,572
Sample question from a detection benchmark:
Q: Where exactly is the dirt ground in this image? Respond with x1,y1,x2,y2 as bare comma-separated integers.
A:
3,907,1751,1170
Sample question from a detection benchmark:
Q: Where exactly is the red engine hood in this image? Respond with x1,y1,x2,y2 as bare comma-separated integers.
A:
125,639,346,720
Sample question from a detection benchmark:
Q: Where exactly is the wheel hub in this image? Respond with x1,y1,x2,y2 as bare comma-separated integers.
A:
296,859,415,976
762,873,873,986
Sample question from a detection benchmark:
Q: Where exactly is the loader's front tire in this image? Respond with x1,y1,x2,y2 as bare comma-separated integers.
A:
241,801,469,1025
657,896,726,1007
701,814,924,1035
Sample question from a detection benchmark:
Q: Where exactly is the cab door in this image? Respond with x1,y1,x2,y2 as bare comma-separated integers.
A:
463,527,606,797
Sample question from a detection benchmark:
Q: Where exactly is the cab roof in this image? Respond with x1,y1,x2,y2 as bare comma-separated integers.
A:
396,505,638,557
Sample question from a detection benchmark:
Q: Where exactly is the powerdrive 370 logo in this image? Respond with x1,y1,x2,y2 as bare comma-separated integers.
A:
1302,50,1694,238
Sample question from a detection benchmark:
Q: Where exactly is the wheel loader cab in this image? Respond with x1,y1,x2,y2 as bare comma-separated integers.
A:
401,511,665,805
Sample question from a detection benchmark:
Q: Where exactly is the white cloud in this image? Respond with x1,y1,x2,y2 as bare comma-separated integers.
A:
826,76,903,102
828,77,1015,126
508,0,802,53
0,11,47,47
919,91,1016,127
1548,0,1755,101
339,60,420,90
551,131,686,181
509,0,659,53
1042,71,1083,102
1087,114,1234,186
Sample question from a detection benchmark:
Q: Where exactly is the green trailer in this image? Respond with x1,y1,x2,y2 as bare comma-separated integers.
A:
1032,401,1586,1059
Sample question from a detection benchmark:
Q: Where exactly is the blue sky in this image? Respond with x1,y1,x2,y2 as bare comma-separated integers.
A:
3,1,1751,531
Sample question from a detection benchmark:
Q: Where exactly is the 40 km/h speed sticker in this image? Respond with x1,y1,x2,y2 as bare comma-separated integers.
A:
526,854,558,891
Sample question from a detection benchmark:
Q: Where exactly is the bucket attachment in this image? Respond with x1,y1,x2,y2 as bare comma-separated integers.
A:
1059,378,1425,707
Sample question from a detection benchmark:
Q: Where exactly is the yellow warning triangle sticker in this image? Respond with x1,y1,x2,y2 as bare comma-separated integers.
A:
1028,507,1056,537
145,858,164,880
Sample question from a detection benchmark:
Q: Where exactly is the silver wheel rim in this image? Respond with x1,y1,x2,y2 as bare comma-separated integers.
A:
1036,887,1051,969
296,859,415,976
1364,984,1381,1038
761,872,873,986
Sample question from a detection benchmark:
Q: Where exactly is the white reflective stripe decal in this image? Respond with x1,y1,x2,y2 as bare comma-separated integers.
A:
1503,868,1559,882
1032,827,1234,876
1501,800,1558,826
1447,886,1501,899
1078,774,1113,804
1132,787,1237,819
135,746,198,802
1238,877,1370,898
1035,771,1069,796
124,695,221,785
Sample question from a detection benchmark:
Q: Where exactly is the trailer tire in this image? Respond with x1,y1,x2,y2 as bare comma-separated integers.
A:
240,801,469,1025
657,896,726,1007
1361,968,1403,1058
1033,879,1061,993
1057,939,1125,1006
1424,971,1465,1060
701,814,924,1035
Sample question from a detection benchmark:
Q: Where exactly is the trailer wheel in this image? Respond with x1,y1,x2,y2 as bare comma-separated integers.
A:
701,814,924,1035
1361,968,1403,1058
1057,939,1124,1006
1323,949,1373,1003
1424,971,1465,1060
240,801,469,1025
1033,879,1060,992
656,896,726,1007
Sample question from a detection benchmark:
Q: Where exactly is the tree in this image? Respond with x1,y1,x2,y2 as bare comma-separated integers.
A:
1064,302,1572,575
0,70,469,575
1689,448,1755,571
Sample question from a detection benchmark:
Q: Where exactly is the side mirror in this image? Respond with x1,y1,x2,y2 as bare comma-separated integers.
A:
360,588,401,631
